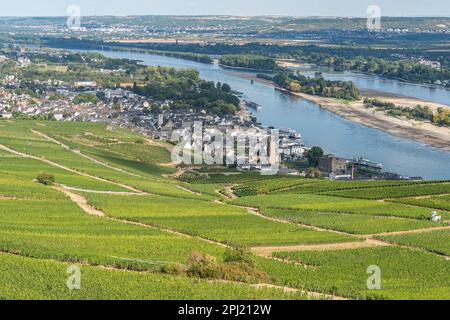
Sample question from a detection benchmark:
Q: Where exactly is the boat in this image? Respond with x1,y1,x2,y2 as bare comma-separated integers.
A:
245,101,262,111
351,157,383,170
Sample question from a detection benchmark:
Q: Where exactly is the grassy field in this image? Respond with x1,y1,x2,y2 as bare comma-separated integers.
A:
0,253,308,300
0,196,226,270
83,193,356,247
324,183,450,199
378,230,450,256
262,208,438,235
229,194,445,220
267,247,450,300
390,195,450,211
0,119,449,300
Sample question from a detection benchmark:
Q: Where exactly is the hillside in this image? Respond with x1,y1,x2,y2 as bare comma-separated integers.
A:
0,119,449,300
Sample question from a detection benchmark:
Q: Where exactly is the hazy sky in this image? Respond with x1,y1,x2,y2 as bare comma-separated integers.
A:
0,0,449,17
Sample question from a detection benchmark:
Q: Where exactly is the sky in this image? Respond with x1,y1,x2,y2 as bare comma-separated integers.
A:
0,0,449,17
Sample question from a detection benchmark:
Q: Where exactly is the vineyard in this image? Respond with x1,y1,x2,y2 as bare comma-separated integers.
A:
0,119,448,300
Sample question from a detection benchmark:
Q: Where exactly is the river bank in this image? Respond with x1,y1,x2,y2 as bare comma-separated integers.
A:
273,86,450,152
80,49,450,179
227,71,450,152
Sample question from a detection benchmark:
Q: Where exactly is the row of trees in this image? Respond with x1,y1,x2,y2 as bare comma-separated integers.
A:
219,55,279,71
364,98,450,126
269,72,361,101
301,54,450,85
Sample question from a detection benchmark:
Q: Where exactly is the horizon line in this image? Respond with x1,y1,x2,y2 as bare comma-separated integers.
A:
0,14,449,19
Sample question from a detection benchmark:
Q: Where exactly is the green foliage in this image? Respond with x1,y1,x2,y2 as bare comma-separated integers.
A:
302,52,450,85
85,193,356,246
223,247,255,268
268,247,450,300
306,146,324,167
378,230,450,256
391,195,450,211
271,72,361,100
133,66,240,116
233,178,317,197
187,250,266,284
220,54,278,71
230,193,444,220
0,253,305,300
73,93,100,104
364,98,443,125
35,172,55,186
325,182,450,199
0,119,449,300
262,208,437,235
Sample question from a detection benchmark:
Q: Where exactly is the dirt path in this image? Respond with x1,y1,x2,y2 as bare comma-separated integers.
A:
223,185,238,199
59,185,144,196
176,185,202,196
412,193,450,200
31,129,143,179
53,183,228,247
364,225,450,238
0,196,18,200
0,143,148,194
250,283,348,300
54,185,105,217
251,239,391,256
237,204,358,237
163,167,186,179
31,130,203,198
209,279,347,300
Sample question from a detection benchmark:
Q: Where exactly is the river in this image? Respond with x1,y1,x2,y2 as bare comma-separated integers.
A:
92,50,450,180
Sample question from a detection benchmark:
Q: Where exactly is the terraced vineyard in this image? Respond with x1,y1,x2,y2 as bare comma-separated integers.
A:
390,195,450,211
0,119,449,300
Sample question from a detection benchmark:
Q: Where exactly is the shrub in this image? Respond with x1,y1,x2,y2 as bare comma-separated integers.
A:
134,138,145,144
187,251,216,267
36,173,55,186
186,250,266,283
161,263,186,275
223,247,255,268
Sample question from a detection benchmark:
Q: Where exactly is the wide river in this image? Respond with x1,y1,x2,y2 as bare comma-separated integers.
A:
93,50,450,180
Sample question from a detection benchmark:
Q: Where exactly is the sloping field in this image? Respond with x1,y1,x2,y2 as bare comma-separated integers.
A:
229,194,445,220
0,119,449,300
324,183,450,199
390,194,450,211
378,229,450,256
0,182,225,270
266,247,450,300
261,208,438,235
83,193,356,247
0,253,307,300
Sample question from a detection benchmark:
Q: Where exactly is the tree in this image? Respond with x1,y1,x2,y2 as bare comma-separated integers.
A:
36,173,55,186
307,146,324,167
221,83,231,92
288,80,301,92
